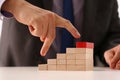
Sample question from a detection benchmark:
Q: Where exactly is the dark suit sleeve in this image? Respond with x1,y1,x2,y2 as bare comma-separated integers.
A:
98,0,120,66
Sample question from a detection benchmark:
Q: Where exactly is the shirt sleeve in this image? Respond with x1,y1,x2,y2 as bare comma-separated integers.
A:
0,0,5,9
0,0,5,17
0,0,13,18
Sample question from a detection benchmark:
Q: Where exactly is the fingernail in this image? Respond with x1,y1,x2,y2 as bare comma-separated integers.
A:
76,32,80,37
41,50,46,56
111,63,115,69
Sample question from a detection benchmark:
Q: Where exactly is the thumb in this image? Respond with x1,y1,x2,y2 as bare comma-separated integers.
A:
110,50,120,69
104,50,114,66
55,14,80,38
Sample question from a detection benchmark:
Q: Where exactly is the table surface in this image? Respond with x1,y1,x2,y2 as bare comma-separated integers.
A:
0,67,119,80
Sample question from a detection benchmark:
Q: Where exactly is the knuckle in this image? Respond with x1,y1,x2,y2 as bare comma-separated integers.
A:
47,12,54,18
64,20,71,26
33,30,42,37
118,60,120,64
104,51,109,57
49,33,55,40
65,20,70,24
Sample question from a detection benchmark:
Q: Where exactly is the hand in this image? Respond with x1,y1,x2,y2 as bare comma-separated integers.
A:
2,0,80,56
104,45,120,70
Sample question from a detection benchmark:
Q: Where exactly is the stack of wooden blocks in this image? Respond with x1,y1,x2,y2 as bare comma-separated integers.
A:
38,42,94,71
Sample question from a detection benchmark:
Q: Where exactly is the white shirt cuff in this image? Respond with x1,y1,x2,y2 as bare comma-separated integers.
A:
0,0,5,19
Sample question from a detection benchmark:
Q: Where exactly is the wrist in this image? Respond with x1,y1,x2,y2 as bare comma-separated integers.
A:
1,0,26,16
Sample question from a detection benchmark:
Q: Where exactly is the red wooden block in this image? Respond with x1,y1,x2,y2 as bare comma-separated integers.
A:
76,42,94,48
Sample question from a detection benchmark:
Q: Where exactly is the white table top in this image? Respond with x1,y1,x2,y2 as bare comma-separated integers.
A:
0,67,119,80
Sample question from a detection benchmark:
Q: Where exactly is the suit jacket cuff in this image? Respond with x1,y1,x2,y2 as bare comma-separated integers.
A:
0,0,13,18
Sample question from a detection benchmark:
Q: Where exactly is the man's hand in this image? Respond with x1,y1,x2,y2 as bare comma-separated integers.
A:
104,45,120,70
2,0,80,56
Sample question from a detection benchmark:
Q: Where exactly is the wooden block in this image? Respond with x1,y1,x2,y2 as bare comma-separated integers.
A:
76,65,93,71
57,59,66,64
76,60,86,65
86,49,93,58
66,48,93,54
76,42,94,48
57,65,66,71
47,59,56,64
76,60,93,66
76,53,93,60
48,65,56,70
66,53,76,60
67,65,93,71
86,66,93,71
57,54,66,59
86,59,93,66
76,65,86,71
76,54,86,60
38,64,48,70
67,48,86,54
67,65,77,71
67,60,76,65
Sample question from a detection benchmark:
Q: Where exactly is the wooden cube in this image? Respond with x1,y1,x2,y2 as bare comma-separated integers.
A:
67,60,76,65
76,60,93,66
38,64,48,70
76,53,93,60
67,65,77,71
66,48,93,54
67,48,85,54
48,65,56,70
75,65,86,71
57,54,66,59
76,42,94,48
57,59,66,64
66,53,76,60
47,59,56,64
76,60,86,65
76,65,93,71
86,66,93,71
57,65,66,71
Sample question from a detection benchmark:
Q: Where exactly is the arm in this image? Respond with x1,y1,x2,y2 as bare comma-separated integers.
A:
1,0,80,56
100,0,120,69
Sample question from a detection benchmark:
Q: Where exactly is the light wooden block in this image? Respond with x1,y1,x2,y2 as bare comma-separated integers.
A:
66,53,76,60
76,53,93,60
48,65,56,70
86,53,93,60
67,48,85,54
76,60,93,66
38,64,48,70
47,59,56,64
76,54,86,60
57,54,66,59
86,66,93,71
76,65,93,71
86,59,93,66
76,65,86,71
66,48,93,54
67,60,76,65
57,59,66,64
76,60,86,65
67,65,93,71
67,65,77,71
57,65,66,71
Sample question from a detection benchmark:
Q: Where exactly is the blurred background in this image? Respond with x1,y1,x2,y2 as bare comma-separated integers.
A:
0,1,120,39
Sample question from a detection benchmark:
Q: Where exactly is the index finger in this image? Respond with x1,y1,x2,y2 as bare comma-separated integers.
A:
55,14,80,38
111,51,120,68
104,51,114,65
